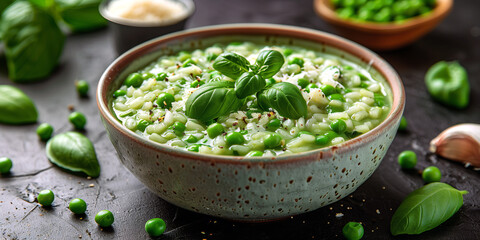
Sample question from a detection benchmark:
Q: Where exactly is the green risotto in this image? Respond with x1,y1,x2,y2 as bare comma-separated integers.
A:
111,42,391,157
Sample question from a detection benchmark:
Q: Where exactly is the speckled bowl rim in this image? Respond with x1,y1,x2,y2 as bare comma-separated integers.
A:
314,0,453,33
97,23,405,166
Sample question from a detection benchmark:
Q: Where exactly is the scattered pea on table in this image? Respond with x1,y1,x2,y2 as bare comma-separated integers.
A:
69,112,87,130
0,157,13,174
75,80,89,97
145,218,166,237
37,190,55,206
342,221,364,240
36,123,54,141
397,150,417,169
422,166,441,183
95,210,114,227
69,198,87,214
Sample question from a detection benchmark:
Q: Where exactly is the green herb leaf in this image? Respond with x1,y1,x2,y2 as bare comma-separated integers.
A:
55,0,107,32
390,182,468,236
235,72,266,99
257,82,307,119
28,0,55,9
0,1,65,82
212,52,250,80
0,85,38,124
185,81,243,121
255,50,284,79
46,132,100,177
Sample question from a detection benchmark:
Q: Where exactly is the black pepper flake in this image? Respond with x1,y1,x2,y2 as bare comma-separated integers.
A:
222,132,227,136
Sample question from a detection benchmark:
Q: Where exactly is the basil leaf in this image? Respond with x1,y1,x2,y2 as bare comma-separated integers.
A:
0,1,65,82
185,81,243,121
235,72,266,99
0,85,38,124
46,132,100,178
212,52,250,80
257,82,307,119
28,0,55,9
255,50,285,79
55,0,107,32
390,182,468,236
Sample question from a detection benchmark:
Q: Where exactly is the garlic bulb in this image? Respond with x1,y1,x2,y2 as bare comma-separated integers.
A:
430,124,480,167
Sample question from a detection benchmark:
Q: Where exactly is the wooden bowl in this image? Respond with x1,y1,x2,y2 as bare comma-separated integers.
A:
314,0,453,50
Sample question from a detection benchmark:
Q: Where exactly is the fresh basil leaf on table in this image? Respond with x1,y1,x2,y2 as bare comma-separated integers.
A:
55,0,107,32
212,52,251,80
235,72,266,99
0,85,38,124
257,82,307,119
390,182,468,236
254,50,285,79
185,81,244,122
0,1,65,82
46,131,101,178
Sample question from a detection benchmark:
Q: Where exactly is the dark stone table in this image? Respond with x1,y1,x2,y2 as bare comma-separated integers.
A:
1,0,479,239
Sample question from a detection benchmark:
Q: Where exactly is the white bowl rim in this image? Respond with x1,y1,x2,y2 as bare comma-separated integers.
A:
97,23,405,165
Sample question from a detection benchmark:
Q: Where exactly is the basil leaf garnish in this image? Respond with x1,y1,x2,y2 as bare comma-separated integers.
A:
185,81,243,121
0,1,65,82
390,182,468,236
55,0,107,32
0,85,38,124
235,72,266,99
255,50,285,79
257,82,307,119
46,132,100,177
212,52,251,80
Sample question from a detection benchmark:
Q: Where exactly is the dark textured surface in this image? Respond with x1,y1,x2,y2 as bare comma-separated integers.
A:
1,0,479,239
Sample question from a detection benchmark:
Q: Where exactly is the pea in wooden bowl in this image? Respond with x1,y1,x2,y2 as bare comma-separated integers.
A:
97,24,405,221
314,0,453,50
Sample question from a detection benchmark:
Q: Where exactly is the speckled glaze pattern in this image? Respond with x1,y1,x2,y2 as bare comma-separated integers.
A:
97,24,405,221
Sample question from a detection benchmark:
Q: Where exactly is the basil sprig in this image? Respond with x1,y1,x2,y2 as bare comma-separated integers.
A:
390,182,468,236
185,49,306,121
257,82,307,119
185,81,244,122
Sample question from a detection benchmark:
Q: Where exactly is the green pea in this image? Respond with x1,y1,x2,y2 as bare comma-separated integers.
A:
342,222,364,240
358,7,374,21
283,48,293,56
207,53,218,61
173,122,186,136
95,210,114,228
178,51,191,62
0,157,13,174
360,82,369,88
397,150,417,169
182,58,196,67
246,151,263,157
124,73,143,88
373,7,392,22
36,123,54,141
398,116,407,131
185,135,198,143
145,218,166,237
75,80,89,97
136,120,151,132
330,119,347,133
315,135,330,146
324,131,339,140
422,166,441,183
326,105,344,113
142,73,155,80
225,132,245,145
187,144,201,152
288,57,304,67
69,112,87,130
263,133,282,149
267,118,281,131
337,7,355,18
297,78,309,88
190,80,205,88
320,85,336,96
156,92,175,109
156,72,167,81
37,190,54,206
113,89,127,98
69,198,87,214
266,78,276,86
207,123,224,138
328,93,345,102
305,83,318,92
374,93,385,107
240,130,248,135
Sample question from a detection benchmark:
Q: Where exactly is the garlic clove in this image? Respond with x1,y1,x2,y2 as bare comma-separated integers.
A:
430,123,480,167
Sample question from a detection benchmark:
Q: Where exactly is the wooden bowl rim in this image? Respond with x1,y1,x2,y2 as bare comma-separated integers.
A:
314,0,453,33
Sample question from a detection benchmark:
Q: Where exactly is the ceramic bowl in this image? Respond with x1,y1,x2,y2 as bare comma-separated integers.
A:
314,0,453,50
99,0,195,54
97,24,405,221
